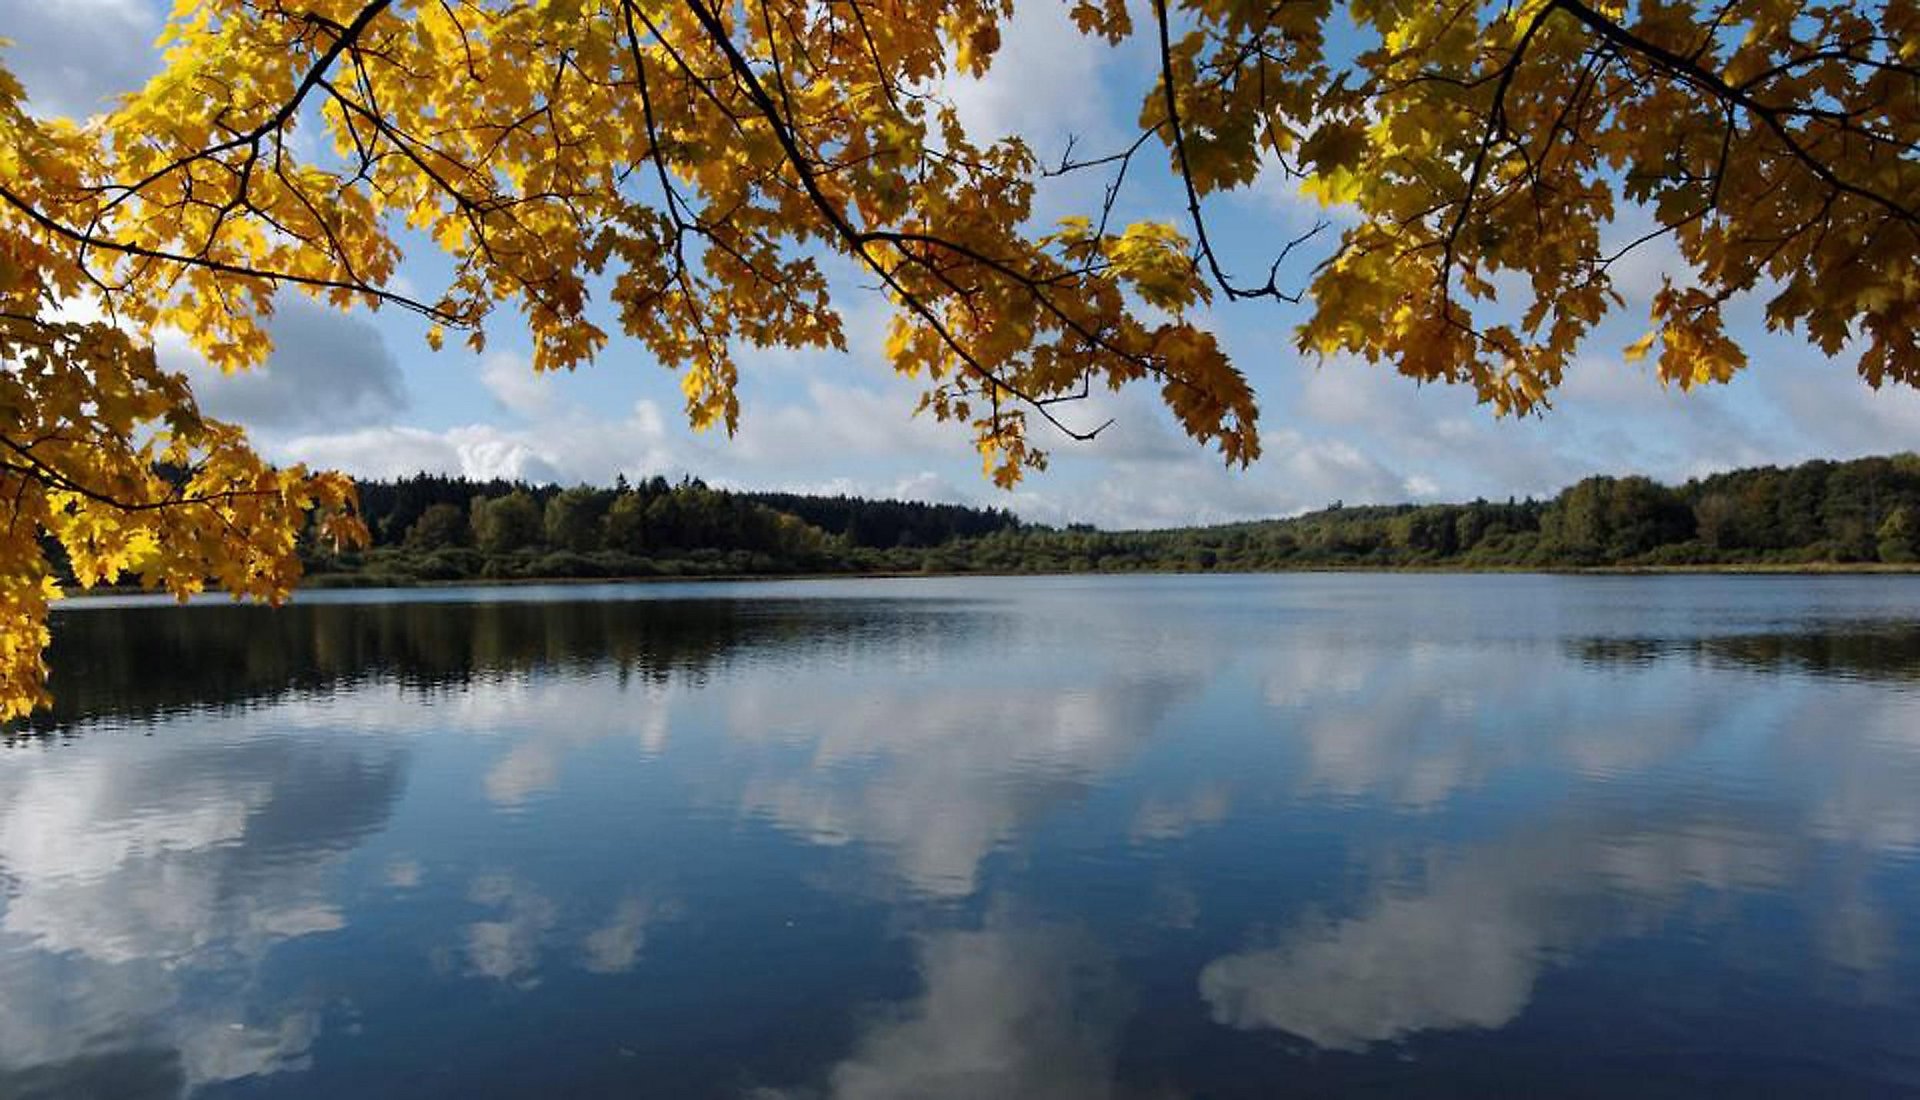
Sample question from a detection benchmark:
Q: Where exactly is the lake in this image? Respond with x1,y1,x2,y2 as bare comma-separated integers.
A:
6,574,1920,1097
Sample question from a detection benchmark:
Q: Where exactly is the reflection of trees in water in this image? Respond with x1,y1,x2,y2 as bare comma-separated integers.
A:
1569,621,1920,683
20,597,986,734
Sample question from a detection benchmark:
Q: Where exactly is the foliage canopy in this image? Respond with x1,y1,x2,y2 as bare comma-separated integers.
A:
1,0,1917,716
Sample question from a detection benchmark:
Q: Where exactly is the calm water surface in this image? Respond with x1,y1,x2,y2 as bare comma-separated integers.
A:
7,574,1920,1097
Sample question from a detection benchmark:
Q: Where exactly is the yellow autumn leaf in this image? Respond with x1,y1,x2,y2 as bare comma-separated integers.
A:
0,0,1915,719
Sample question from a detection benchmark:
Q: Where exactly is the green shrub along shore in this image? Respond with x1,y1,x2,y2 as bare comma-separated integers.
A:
285,453,1920,587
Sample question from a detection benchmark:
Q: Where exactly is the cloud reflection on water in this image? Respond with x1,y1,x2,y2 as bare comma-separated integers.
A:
6,579,1920,1095
757,917,1128,1100
1195,616,1920,1054
727,673,1204,897
1198,814,1796,1050
0,728,406,1095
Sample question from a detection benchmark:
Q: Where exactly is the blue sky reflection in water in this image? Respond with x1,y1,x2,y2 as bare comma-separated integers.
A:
5,575,1920,1097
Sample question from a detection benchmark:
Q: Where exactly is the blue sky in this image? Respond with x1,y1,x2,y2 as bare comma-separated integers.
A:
8,0,1917,528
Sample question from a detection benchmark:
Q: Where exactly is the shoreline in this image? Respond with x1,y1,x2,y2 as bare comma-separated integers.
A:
53,560,1920,601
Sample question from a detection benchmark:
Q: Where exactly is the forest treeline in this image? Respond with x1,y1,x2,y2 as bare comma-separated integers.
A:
294,453,1920,586
315,473,1024,583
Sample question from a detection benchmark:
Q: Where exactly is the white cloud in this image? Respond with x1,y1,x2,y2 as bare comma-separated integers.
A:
734,379,960,463
480,350,558,418
890,471,974,505
940,0,1117,149
277,372,974,494
276,404,677,485
0,0,159,117
1598,209,1699,306
168,297,410,432
275,424,482,480
1766,368,1920,461
1020,419,1406,528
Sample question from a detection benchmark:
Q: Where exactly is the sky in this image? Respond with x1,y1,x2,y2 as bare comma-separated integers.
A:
6,0,1917,529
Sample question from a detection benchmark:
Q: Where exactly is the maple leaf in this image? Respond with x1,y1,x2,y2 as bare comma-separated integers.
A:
0,0,1916,716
